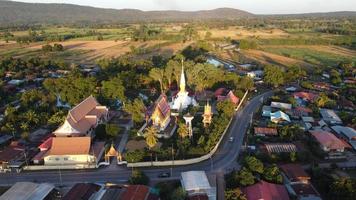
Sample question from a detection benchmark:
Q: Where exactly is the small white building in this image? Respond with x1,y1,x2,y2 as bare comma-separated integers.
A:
181,171,216,200
247,70,264,80
271,102,292,110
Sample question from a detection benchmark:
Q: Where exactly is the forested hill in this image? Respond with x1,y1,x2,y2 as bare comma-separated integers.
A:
0,1,253,25
0,1,355,25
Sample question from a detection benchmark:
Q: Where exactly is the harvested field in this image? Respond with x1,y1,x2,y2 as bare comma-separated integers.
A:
241,49,313,68
199,27,289,39
29,40,127,50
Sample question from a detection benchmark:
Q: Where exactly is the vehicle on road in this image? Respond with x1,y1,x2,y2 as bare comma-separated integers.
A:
229,137,234,142
158,172,171,178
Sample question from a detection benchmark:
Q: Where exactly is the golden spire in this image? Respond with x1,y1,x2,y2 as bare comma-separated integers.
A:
179,59,186,93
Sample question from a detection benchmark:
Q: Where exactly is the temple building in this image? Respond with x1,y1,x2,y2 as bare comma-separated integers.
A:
146,94,171,131
170,63,198,111
202,101,213,127
54,96,108,137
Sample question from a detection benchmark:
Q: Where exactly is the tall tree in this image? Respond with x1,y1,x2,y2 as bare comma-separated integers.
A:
144,126,158,149
177,122,189,138
149,68,166,93
124,98,145,124
244,156,264,174
264,65,285,87
101,76,126,102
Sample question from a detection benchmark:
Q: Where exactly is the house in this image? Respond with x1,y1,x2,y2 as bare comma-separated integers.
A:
271,102,292,110
290,183,321,200
54,96,108,137
238,63,254,70
0,182,57,200
293,92,318,103
42,137,104,167
120,185,159,200
0,142,25,173
247,70,264,80
7,79,25,85
146,94,171,131
215,89,239,105
243,181,290,200
286,87,298,92
270,111,291,123
254,127,278,137
331,126,356,150
280,164,310,184
263,143,298,154
319,109,342,125
313,82,331,91
293,107,312,118
63,183,101,200
262,106,272,117
181,171,216,200
309,130,349,158
0,135,13,147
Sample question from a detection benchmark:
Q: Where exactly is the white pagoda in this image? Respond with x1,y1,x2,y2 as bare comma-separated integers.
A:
170,63,198,111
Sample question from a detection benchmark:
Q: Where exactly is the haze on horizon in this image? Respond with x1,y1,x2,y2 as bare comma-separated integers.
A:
14,0,356,14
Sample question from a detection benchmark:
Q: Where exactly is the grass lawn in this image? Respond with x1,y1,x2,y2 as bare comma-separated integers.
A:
261,47,356,66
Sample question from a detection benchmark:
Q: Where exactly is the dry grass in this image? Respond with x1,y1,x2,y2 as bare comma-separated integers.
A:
241,49,313,68
199,27,289,39
263,45,356,58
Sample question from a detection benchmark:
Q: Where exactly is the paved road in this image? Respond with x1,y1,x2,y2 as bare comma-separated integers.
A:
0,91,273,186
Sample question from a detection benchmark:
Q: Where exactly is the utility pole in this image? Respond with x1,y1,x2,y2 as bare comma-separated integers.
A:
58,161,63,187
210,155,214,171
171,143,174,176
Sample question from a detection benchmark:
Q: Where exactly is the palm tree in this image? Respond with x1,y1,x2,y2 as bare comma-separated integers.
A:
24,110,39,126
20,122,29,131
149,68,166,93
144,127,158,149
178,122,189,139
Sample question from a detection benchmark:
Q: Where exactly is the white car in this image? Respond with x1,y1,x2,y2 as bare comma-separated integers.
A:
229,137,234,142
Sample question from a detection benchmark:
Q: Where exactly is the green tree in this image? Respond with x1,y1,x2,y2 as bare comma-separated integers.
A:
264,65,285,87
177,138,191,158
225,188,247,200
237,167,255,186
149,68,166,93
171,187,187,200
126,150,145,163
263,165,283,184
144,127,158,149
216,100,235,118
177,122,189,138
330,69,342,85
330,177,356,200
48,110,66,126
244,156,264,174
316,93,336,108
124,98,145,124
129,169,149,185
101,76,126,102
106,124,121,138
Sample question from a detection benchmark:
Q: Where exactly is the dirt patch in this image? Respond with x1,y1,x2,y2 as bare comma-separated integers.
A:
241,49,313,69
199,27,289,39
29,40,127,50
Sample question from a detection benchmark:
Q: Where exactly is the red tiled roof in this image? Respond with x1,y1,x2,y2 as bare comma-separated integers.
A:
214,88,227,97
0,146,24,162
47,137,91,156
295,106,312,113
63,183,100,200
310,130,350,150
38,137,53,151
243,181,290,200
121,185,150,200
226,91,239,104
254,127,278,136
279,164,310,182
293,92,318,102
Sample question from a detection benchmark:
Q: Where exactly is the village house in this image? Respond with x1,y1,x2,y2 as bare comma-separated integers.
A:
270,111,291,124
32,137,105,168
293,92,318,105
309,130,349,159
0,182,58,200
215,88,239,105
319,109,342,125
254,127,278,137
280,163,311,184
181,171,216,200
331,126,356,150
243,181,290,200
271,102,292,110
263,143,298,154
0,141,25,173
54,96,109,137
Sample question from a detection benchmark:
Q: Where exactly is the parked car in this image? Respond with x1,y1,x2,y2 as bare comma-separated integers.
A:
158,172,171,178
229,137,234,142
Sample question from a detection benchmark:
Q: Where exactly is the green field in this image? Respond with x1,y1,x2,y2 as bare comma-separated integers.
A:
261,47,356,66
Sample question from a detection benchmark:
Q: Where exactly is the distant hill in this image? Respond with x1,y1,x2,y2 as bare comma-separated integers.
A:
0,1,355,25
0,1,253,25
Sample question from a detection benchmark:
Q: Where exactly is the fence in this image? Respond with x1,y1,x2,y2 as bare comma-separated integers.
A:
127,91,249,168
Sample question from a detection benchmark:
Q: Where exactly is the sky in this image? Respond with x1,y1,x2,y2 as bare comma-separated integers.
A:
16,0,356,14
